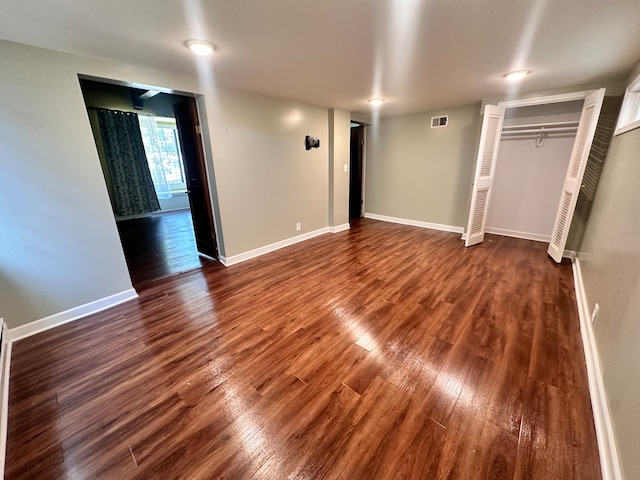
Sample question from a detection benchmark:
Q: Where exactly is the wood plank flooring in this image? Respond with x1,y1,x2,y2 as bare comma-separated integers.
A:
6,219,601,479
116,210,215,288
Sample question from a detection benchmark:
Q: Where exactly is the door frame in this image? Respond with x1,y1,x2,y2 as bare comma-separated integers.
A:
497,90,595,109
78,74,223,271
174,97,219,259
349,123,366,220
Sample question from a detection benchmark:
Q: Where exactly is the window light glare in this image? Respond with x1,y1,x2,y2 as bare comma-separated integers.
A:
368,98,386,107
185,40,215,56
504,70,530,81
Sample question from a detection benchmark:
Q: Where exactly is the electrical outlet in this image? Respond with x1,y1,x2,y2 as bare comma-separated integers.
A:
343,164,348,173
296,222,301,232
591,303,599,324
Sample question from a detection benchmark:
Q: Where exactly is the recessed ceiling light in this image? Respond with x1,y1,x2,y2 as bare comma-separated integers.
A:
185,40,215,56
504,70,530,81
368,98,386,107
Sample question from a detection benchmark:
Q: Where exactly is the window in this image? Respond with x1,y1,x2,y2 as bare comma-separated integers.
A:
615,72,640,135
139,116,187,195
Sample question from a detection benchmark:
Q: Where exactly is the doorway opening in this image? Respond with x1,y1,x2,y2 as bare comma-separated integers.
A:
349,122,365,221
79,78,219,288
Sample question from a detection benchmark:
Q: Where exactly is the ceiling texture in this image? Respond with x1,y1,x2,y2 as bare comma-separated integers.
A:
2,0,640,116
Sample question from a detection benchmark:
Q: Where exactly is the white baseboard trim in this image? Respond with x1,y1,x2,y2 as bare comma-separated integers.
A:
221,227,332,267
0,287,138,476
329,223,350,233
364,213,464,234
484,227,550,243
0,320,11,480
7,289,138,343
572,258,622,480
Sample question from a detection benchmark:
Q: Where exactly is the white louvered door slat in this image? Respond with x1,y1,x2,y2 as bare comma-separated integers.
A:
465,104,505,247
547,89,605,262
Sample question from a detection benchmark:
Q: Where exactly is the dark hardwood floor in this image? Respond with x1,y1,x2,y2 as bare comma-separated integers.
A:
116,209,215,289
6,219,601,479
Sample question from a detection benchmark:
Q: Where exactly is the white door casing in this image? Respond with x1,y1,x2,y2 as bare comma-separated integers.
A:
465,104,505,247
547,88,605,262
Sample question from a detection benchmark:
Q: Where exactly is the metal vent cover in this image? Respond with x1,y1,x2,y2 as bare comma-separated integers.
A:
431,115,449,128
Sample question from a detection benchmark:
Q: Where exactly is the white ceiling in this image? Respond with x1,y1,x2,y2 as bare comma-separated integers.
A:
2,0,640,116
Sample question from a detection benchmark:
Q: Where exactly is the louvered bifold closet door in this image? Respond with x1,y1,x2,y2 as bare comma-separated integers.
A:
465,104,505,247
547,88,605,263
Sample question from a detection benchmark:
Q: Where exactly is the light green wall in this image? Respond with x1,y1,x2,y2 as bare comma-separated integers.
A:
0,41,134,328
207,89,330,257
0,40,334,327
365,104,481,227
578,124,640,479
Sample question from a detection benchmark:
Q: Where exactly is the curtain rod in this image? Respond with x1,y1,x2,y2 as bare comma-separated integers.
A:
86,106,154,117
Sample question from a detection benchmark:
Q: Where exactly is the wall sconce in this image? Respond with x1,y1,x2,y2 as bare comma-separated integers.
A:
305,135,320,150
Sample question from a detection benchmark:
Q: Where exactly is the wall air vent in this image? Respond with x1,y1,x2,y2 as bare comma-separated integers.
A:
431,115,449,128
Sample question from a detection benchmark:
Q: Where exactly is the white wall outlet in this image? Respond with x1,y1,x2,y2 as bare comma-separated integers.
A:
296,222,301,232
343,164,348,173
591,303,600,324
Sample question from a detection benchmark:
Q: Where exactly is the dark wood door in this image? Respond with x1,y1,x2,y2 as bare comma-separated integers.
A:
349,124,364,219
174,98,218,259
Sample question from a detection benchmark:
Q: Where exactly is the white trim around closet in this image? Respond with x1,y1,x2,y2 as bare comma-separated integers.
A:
498,90,593,108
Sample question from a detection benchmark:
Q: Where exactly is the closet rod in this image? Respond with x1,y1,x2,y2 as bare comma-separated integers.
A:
501,134,576,141
502,120,579,130
501,127,577,135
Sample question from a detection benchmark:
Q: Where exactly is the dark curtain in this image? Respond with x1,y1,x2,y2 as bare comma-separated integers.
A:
96,109,160,216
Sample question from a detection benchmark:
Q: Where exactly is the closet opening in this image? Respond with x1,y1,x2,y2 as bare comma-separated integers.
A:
465,89,606,262
485,101,583,244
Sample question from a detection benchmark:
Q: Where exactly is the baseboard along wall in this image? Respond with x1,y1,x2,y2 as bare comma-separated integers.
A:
572,257,622,480
0,288,138,479
363,212,464,234
7,289,138,343
329,223,350,234
220,225,349,267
